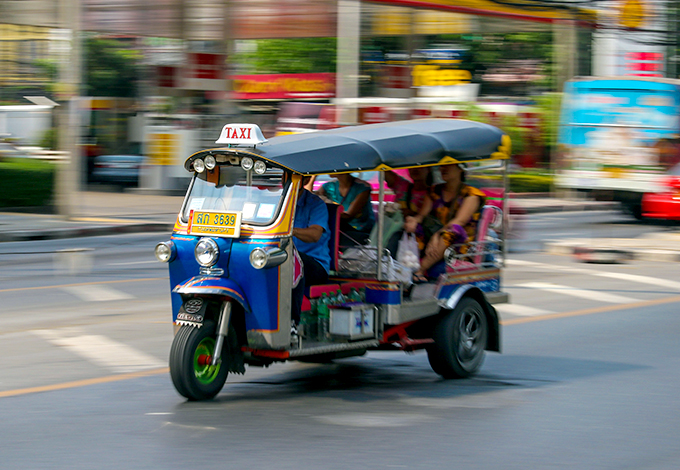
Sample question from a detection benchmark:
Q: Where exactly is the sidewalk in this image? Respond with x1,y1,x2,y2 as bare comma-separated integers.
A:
3,191,678,264
0,191,182,242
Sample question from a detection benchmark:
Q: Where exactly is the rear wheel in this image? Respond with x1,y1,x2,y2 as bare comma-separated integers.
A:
170,321,229,400
427,297,488,378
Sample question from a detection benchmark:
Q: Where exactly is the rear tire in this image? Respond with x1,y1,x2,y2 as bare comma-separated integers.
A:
170,321,229,400
427,297,488,378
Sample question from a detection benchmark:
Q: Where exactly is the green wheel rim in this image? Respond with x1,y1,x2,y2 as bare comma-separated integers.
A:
193,337,221,384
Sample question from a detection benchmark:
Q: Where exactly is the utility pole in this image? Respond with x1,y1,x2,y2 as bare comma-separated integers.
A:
336,0,361,125
55,0,82,219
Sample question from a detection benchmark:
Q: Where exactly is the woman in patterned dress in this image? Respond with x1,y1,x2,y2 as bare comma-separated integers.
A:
404,163,485,281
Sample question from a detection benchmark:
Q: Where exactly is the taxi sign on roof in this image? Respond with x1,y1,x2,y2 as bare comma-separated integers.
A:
215,123,267,146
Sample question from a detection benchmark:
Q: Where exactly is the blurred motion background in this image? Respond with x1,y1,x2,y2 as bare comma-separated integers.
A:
1,0,679,218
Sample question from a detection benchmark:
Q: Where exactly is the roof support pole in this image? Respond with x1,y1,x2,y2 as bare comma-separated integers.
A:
376,171,385,281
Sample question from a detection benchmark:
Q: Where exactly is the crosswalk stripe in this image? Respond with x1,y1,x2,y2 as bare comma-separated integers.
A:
517,282,639,304
61,284,134,302
32,329,165,373
508,260,680,291
591,272,680,291
495,303,554,317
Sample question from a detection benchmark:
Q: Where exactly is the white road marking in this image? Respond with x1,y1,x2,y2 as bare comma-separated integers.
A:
495,303,554,317
61,284,134,302
108,260,158,266
591,271,680,291
508,259,680,290
32,329,165,373
506,259,542,267
517,282,639,304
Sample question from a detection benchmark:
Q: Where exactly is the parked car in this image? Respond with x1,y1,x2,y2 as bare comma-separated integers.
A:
0,142,30,160
92,154,145,186
642,163,680,220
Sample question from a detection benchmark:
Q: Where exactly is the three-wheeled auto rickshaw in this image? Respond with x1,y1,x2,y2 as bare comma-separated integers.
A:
155,119,511,400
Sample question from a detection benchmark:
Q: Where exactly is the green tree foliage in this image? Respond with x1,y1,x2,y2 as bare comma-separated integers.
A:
234,38,337,74
84,37,141,97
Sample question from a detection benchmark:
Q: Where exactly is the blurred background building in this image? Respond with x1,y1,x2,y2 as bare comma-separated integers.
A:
1,0,678,198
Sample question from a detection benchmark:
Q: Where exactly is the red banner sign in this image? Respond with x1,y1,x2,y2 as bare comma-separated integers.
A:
231,73,336,100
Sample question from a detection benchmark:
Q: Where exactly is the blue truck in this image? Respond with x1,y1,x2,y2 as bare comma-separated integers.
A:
556,76,680,218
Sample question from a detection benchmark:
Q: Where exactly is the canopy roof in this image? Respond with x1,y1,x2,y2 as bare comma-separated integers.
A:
186,119,511,175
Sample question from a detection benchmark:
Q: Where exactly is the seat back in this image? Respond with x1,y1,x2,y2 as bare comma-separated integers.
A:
326,203,342,271
472,205,502,265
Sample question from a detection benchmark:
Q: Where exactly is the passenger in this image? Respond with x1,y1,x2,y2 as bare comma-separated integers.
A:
384,167,433,256
291,176,331,334
316,173,375,246
405,163,485,282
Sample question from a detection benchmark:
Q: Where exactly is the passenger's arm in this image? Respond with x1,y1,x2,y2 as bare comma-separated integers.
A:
342,189,370,220
447,195,481,228
404,195,432,233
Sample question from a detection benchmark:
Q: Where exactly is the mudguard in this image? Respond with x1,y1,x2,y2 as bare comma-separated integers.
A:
173,276,250,313
441,284,501,353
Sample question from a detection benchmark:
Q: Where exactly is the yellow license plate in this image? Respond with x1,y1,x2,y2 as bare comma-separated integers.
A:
189,211,242,238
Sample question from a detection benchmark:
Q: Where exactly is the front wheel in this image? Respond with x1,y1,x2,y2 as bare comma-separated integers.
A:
427,297,488,379
170,321,229,400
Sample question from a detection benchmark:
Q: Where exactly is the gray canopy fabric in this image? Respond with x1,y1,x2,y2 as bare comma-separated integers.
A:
185,119,510,175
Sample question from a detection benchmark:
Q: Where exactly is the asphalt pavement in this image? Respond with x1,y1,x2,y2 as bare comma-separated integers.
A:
1,190,679,262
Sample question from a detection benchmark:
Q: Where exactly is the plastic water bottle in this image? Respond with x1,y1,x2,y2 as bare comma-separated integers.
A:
349,288,362,303
327,290,337,307
305,298,318,339
317,293,330,341
335,289,347,306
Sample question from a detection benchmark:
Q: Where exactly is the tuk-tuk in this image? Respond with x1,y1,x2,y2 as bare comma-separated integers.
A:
155,119,511,401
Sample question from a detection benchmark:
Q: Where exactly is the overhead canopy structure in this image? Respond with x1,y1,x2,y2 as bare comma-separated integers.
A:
1,0,589,39
185,119,510,175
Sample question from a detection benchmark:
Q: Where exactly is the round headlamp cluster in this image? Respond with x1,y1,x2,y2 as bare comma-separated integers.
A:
240,156,267,174
154,241,176,263
195,238,220,267
192,155,217,173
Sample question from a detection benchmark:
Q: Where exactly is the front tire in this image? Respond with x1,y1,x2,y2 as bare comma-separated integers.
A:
170,321,229,400
427,297,488,379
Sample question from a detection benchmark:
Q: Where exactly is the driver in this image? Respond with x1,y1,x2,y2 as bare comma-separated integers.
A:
291,175,331,338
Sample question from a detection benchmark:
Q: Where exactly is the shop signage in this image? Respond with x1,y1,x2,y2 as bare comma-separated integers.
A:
231,73,336,100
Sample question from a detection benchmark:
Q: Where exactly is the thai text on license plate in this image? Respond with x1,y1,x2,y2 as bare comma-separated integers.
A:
189,210,242,237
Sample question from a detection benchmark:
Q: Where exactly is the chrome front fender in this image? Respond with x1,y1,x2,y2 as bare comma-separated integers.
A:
173,276,250,313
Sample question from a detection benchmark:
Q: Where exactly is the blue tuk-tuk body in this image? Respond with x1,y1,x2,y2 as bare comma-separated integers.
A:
156,119,510,401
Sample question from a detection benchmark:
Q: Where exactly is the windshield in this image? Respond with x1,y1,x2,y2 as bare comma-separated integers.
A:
181,165,286,225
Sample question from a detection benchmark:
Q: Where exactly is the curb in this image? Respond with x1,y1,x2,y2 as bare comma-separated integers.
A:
0,222,173,243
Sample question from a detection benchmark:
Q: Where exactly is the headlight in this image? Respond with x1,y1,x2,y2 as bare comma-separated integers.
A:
154,241,176,263
249,248,267,269
253,160,267,174
193,158,205,173
240,157,254,171
249,246,287,269
204,155,216,170
195,238,219,267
